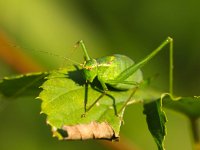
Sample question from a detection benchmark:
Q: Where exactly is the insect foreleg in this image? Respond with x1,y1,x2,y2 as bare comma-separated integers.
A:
76,40,91,61
84,82,89,113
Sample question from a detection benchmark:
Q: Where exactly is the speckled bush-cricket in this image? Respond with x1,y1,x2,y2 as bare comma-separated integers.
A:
77,37,174,116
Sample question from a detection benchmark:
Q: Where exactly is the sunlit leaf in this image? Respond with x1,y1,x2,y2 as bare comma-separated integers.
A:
39,66,144,140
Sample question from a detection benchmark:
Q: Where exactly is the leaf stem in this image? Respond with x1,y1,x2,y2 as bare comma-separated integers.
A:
190,118,200,150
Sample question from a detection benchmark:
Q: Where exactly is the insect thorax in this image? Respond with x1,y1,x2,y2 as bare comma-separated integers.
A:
83,59,98,82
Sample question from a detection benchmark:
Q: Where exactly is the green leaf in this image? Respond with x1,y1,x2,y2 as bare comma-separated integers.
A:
0,72,48,98
163,95,200,119
39,66,143,141
143,99,167,150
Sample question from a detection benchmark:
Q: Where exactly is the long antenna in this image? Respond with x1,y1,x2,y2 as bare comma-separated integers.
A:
32,50,81,66
9,44,81,66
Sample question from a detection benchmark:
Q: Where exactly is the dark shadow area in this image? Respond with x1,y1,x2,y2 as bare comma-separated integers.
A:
66,65,85,86
0,73,48,99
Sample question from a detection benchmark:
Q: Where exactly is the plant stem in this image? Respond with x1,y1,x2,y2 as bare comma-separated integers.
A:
190,118,200,150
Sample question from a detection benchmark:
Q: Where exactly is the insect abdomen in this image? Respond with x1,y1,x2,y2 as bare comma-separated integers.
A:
96,54,143,90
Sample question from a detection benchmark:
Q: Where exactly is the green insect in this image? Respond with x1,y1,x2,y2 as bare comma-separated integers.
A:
74,37,174,116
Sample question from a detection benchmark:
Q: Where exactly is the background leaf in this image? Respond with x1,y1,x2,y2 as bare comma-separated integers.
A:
143,99,167,150
163,96,200,119
0,72,48,98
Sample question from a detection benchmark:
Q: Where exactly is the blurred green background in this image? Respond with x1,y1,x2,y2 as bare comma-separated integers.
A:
0,0,199,150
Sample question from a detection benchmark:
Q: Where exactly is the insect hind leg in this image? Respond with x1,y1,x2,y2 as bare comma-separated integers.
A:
85,90,107,113
117,87,138,115
82,85,119,117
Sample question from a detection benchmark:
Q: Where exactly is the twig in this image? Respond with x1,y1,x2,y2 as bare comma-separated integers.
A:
190,118,200,150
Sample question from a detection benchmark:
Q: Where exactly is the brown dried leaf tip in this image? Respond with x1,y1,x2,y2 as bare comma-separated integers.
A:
57,121,119,141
